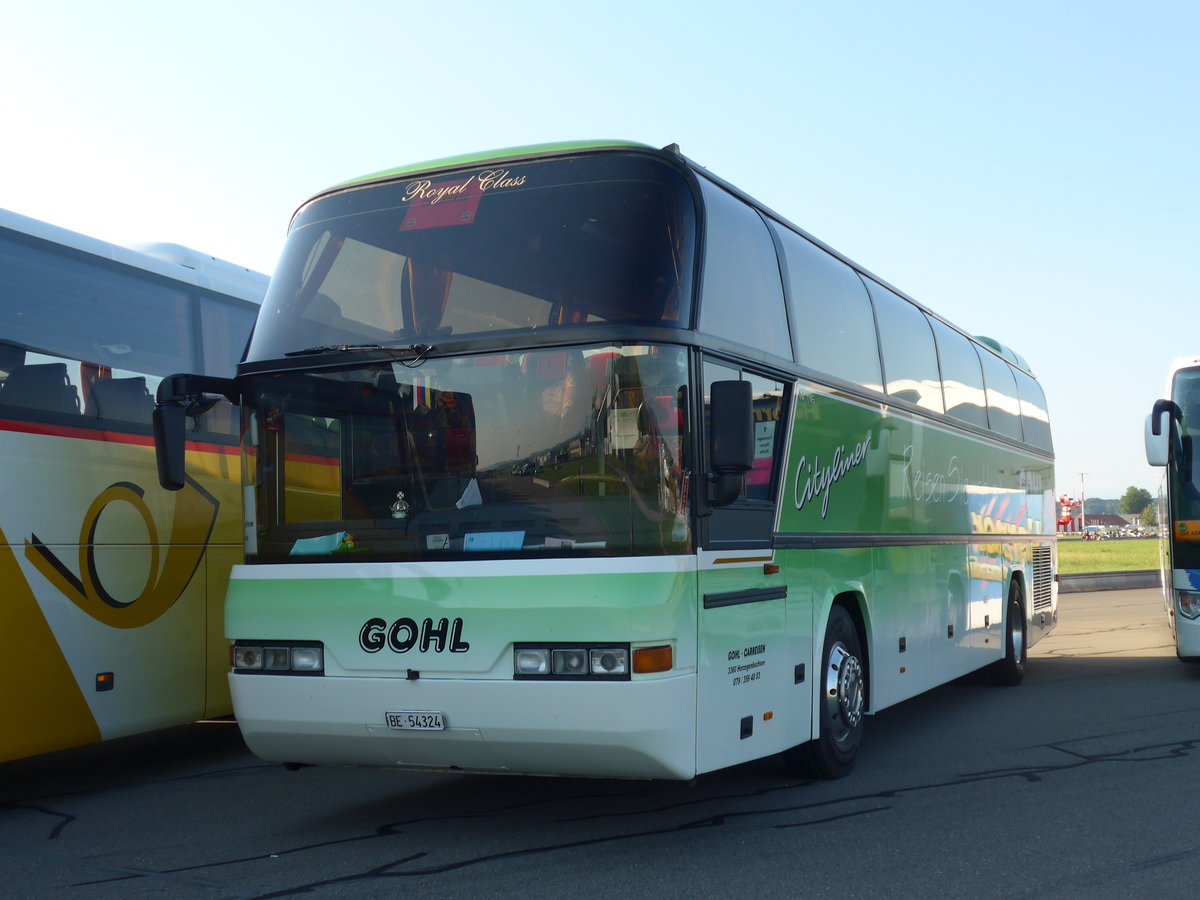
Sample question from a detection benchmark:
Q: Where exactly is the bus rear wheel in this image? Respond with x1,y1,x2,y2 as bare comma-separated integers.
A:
988,582,1026,686
783,604,865,779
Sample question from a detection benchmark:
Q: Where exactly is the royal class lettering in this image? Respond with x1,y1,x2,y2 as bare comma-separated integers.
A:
793,433,872,518
359,617,470,653
403,169,527,204
478,168,525,191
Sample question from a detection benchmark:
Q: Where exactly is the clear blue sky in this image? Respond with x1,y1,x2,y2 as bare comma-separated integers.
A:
3,0,1196,500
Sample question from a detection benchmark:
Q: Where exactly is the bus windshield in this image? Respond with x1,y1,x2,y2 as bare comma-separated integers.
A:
246,154,696,361
244,343,690,562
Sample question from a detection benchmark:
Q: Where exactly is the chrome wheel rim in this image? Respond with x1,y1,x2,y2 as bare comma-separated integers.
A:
823,642,864,743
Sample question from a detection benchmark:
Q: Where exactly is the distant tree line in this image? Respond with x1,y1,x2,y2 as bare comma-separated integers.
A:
1082,497,1119,515
1082,488,1156,528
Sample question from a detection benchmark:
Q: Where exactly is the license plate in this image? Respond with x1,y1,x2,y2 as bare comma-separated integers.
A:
385,710,445,731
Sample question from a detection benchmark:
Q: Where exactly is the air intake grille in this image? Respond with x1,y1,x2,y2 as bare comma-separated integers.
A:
1032,544,1054,612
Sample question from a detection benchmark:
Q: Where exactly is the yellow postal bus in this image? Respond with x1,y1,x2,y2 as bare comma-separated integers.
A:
0,209,266,762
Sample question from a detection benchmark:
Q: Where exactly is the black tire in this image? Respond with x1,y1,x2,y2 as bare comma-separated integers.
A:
988,582,1027,686
783,604,866,779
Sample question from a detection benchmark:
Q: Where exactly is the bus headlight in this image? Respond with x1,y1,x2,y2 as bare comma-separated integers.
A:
233,645,263,669
513,643,631,679
1178,592,1200,620
290,646,325,672
552,649,589,675
233,641,324,674
590,649,628,675
514,649,550,675
263,647,291,670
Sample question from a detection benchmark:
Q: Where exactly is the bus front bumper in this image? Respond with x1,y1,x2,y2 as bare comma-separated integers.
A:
230,672,699,780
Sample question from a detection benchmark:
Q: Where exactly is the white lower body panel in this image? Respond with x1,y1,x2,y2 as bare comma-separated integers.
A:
231,672,698,780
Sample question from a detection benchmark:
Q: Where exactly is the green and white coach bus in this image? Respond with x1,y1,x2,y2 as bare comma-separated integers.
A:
1146,356,1200,660
155,140,1057,780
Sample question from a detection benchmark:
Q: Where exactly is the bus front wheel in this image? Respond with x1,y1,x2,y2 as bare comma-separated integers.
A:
988,583,1027,686
783,604,865,779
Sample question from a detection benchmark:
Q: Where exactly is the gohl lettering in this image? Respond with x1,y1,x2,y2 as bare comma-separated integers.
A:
359,617,470,653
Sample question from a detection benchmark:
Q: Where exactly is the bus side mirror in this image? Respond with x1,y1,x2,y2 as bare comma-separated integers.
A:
1146,399,1180,467
153,372,238,491
709,379,754,507
153,403,188,490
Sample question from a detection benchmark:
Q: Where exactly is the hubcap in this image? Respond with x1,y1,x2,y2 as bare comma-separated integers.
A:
824,642,864,742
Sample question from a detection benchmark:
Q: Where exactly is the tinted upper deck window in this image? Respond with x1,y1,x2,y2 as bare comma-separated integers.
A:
249,155,698,361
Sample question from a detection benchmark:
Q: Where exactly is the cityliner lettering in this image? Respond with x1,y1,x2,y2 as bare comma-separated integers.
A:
793,432,872,518
359,617,471,653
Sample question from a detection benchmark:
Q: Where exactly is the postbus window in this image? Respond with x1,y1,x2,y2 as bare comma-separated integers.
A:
0,240,195,377
979,350,1023,440
1013,368,1052,451
771,224,882,392
866,281,944,413
196,295,260,437
0,236,194,426
696,179,792,361
200,296,258,378
0,345,82,417
930,318,988,429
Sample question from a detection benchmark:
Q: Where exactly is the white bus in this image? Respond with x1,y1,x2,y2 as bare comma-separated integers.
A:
1146,356,1200,660
0,208,267,762
156,141,1057,779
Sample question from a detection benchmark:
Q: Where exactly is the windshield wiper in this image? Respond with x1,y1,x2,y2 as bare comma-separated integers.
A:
285,343,434,359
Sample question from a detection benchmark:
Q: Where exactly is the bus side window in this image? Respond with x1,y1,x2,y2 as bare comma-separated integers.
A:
85,376,154,424
979,352,1023,441
696,179,792,362
771,222,883,393
702,359,787,548
930,319,989,429
0,341,25,377
867,281,944,414
0,362,80,415
1013,368,1052,451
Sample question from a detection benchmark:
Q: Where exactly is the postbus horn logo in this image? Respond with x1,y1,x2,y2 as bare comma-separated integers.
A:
24,476,220,628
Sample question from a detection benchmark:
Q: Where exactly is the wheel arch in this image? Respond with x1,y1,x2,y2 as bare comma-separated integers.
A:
1007,567,1028,614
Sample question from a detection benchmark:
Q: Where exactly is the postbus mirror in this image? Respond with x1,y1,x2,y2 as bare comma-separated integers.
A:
709,379,753,507
186,395,222,419
153,403,188,490
1146,399,1180,467
153,372,238,491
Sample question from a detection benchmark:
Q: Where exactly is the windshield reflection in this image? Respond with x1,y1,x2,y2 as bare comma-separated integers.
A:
245,344,690,561
247,155,696,361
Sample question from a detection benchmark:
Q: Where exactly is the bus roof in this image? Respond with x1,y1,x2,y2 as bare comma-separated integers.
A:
329,140,656,193
974,336,1032,374
0,208,269,304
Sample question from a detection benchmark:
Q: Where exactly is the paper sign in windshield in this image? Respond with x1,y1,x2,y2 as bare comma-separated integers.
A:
464,531,525,551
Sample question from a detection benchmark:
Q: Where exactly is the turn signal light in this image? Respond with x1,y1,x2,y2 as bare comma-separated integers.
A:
633,645,673,674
